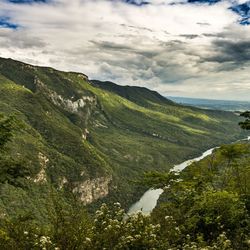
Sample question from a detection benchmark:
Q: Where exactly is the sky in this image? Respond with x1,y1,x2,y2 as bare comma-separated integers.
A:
0,0,250,100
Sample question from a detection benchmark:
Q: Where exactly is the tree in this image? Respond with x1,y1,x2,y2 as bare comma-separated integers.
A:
239,111,250,130
186,191,248,242
0,113,29,186
0,114,16,151
86,203,169,249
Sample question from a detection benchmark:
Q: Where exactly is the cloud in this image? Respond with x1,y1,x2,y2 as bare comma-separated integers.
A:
0,0,249,100
208,39,250,65
0,28,47,48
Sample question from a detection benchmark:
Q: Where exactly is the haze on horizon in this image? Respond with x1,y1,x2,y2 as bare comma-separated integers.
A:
0,0,250,101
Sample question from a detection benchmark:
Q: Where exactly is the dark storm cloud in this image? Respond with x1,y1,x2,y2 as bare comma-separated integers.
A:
90,40,136,52
120,24,153,32
91,37,250,84
87,38,202,84
206,40,250,66
202,33,218,37
179,34,200,39
197,22,211,26
90,40,161,58
120,0,150,6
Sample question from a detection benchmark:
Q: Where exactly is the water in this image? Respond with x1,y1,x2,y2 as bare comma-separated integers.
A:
128,137,250,215
128,189,164,215
171,147,217,172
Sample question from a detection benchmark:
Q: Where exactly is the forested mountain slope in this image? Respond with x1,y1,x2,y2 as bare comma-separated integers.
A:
150,140,250,249
0,57,246,221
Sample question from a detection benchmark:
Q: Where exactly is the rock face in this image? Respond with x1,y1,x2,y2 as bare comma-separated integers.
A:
49,93,96,114
34,76,96,114
82,128,90,140
77,73,88,81
59,177,68,189
34,153,49,183
73,176,112,205
33,76,111,205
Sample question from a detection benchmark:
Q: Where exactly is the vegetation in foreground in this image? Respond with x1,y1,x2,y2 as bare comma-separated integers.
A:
240,111,250,130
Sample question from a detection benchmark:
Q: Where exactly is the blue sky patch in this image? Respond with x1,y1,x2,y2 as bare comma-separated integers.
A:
187,0,221,4
231,1,250,25
121,0,150,6
8,0,48,3
0,17,18,29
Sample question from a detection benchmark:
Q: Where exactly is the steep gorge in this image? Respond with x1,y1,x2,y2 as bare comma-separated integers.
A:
0,57,245,221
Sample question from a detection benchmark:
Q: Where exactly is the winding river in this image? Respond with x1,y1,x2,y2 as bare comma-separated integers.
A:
128,136,250,215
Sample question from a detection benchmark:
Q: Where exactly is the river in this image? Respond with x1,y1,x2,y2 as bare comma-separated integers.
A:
128,136,250,215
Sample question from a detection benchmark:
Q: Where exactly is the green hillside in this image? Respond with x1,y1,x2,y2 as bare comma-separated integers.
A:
91,80,175,107
150,140,250,249
0,57,246,222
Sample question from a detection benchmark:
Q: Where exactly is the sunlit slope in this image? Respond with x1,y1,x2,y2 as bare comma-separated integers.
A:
84,80,243,175
0,57,245,209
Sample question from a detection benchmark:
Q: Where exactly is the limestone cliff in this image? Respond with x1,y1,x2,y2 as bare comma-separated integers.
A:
73,176,112,205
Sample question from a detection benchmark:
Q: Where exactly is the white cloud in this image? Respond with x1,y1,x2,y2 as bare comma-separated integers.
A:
0,0,249,100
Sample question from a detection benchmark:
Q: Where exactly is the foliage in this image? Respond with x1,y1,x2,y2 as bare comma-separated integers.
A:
0,215,55,250
0,114,16,151
86,203,167,249
49,192,91,250
239,111,250,130
1,199,247,250
151,142,250,249
0,114,29,187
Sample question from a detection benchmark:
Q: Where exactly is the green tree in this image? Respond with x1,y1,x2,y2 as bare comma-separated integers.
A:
0,113,29,187
49,192,91,250
0,114,16,151
239,111,250,130
186,191,248,241
86,203,168,250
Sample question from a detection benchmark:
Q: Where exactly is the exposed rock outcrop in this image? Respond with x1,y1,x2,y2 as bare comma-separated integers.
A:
49,93,96,113
34,153,49,183
34,76,96,114
59,177,68,189
73,176,112,205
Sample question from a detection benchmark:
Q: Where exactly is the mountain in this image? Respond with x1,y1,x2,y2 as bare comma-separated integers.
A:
0,57,246,223
91,80,175,107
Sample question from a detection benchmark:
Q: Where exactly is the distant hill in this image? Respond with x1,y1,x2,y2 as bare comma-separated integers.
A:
91,80,175,107
0,57,246,223
168,96,250,112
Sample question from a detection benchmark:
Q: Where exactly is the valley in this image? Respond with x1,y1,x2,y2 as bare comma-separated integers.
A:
128,136,250,215
0,57,249,249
